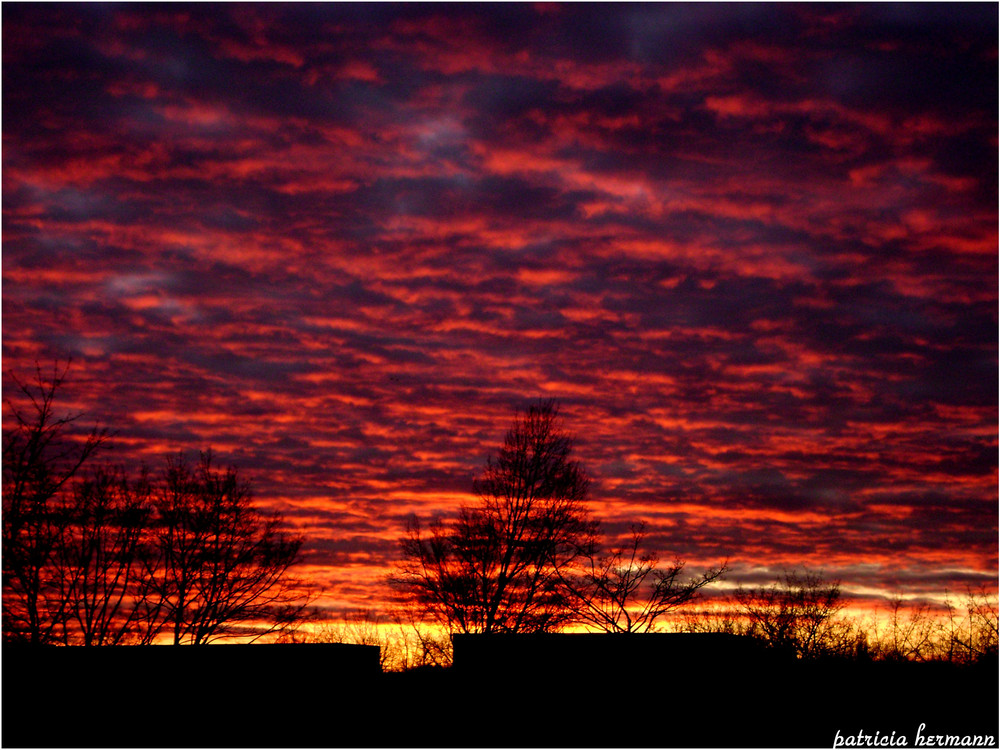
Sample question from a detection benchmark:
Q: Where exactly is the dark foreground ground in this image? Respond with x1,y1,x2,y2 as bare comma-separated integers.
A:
3,635,998,748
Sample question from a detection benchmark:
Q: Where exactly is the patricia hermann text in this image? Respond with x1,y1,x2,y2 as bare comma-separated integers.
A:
834,725,997,748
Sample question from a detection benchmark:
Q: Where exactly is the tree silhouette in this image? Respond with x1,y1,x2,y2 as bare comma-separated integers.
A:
942,586,999,664
138,451,312,644
3,364,313,645
564,521,727,633
733,570,844,658
393,399,598,634
871,594,940,662
55,465,155,645
2,362,107,644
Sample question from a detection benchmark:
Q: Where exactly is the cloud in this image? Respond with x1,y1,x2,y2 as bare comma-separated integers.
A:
3,3,996,614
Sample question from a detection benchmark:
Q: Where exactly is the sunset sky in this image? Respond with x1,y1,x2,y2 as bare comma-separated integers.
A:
3,3,997,617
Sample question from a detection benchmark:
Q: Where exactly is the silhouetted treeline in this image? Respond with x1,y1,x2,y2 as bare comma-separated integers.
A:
383,398,996,673
3,369,998,748
309,576,998,675
686,572,999,666
2,363,312,645
390,399,727,638
5,366,996,667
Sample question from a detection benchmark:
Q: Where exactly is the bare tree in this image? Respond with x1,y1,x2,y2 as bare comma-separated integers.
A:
869,595,941,662
2,362,107,644
54,466,154,645
942,586,999,664
733,570,844,659
393,399,598,634
140,451,312,644
564,521,727,633
961,586,999,661
4,365,315,646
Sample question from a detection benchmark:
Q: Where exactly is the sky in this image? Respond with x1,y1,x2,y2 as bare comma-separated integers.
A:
3,3,997,618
